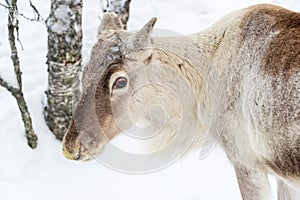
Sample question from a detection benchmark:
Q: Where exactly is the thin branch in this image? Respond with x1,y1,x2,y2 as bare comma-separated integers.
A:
1,0,38,149
29,0,45,22
0,2,46,24
0,76,19,95
0,2,9,9
14,3,24,50
1,1,45,49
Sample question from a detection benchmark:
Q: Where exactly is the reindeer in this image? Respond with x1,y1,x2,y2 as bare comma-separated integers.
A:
62,4,300,200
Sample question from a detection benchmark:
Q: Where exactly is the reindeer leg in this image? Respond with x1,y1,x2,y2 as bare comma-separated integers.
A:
277,178,300,200
234,166,271,200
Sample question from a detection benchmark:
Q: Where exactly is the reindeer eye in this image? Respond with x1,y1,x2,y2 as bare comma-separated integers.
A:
113,77,127,89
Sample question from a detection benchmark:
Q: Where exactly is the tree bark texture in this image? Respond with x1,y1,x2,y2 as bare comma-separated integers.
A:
45,0,82,140
0,0,38,149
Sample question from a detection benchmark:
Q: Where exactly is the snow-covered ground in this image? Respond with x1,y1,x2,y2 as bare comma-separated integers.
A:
0,0,299,199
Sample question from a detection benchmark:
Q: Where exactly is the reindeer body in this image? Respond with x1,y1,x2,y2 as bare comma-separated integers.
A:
63,4,300,199
194,5,300,199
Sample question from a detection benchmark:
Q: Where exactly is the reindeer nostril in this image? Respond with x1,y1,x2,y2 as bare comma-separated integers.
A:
74,154,80,160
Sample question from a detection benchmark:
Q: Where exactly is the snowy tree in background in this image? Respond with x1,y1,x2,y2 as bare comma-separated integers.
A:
0,0,38,148
45,0,82,140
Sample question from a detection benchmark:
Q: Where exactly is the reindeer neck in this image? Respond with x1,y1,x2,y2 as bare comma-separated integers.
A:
151,23,230,98
150,9,246,139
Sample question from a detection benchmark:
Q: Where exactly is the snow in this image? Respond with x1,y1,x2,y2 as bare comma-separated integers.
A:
0,0,299,199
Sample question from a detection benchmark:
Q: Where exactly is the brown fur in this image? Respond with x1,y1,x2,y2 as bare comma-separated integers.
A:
237,5,300,179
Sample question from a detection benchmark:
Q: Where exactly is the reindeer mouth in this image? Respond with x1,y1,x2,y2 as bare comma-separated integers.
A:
78,145,95,161
62,141,94,162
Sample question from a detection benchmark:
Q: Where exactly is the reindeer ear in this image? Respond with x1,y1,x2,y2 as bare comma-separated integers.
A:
98,12,123,36
129,17,157,49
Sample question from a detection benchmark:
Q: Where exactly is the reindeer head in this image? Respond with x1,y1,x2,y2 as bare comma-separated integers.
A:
62,13,199,162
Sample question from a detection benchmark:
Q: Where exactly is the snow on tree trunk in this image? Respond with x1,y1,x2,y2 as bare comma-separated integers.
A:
106,0,131,29
45,0,82,140
0,0,38,149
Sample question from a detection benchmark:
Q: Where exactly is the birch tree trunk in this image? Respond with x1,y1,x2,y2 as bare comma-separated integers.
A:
45,0,82,140
0,0,38,148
